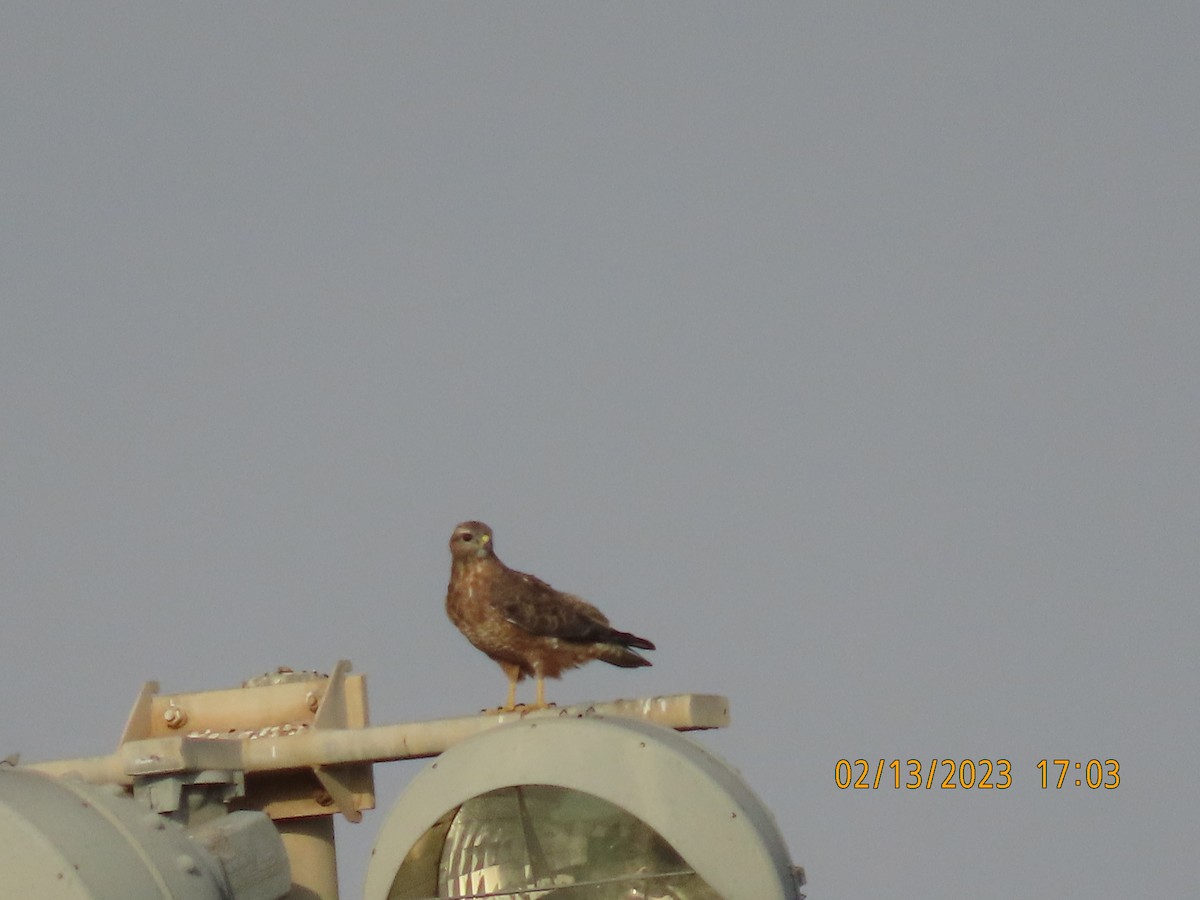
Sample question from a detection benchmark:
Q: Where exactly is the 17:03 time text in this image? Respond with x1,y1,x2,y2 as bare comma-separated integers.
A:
1037,758,1120,789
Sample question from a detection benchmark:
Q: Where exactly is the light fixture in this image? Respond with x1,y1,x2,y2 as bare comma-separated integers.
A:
367,716,802,900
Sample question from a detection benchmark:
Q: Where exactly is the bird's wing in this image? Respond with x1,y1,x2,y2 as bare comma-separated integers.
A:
492,570,622,642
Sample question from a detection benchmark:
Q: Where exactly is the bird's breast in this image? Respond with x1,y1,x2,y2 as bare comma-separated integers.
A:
446,562,495,629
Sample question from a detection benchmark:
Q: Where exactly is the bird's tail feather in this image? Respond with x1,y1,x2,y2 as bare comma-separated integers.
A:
596,642,653,668
610,628,655,651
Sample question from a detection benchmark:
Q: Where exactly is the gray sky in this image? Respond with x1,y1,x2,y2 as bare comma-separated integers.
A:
3,4,1197,898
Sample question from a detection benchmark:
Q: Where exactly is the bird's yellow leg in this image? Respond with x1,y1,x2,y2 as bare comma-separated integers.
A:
527,675,555,711
482,663,521,714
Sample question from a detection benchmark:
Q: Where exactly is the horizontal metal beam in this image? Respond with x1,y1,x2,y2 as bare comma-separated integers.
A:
25,693,729,786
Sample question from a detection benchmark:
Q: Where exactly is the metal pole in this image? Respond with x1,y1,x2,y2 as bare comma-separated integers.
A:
278,815,339,900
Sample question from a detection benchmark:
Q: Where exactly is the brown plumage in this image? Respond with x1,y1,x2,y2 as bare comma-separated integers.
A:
445,520,655,711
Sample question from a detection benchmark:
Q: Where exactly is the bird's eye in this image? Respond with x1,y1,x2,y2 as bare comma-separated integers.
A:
460,533,473,542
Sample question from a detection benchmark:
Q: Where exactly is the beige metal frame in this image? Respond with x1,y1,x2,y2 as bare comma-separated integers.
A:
24,661,729,900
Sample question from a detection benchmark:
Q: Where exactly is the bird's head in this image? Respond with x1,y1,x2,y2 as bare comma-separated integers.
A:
449,521,495,561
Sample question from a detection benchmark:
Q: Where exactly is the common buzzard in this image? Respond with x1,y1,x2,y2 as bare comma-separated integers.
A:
445,521,655,711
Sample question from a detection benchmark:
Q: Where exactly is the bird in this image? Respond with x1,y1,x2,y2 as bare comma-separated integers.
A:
445,520,655,712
